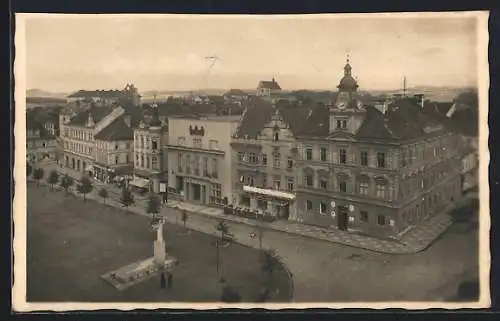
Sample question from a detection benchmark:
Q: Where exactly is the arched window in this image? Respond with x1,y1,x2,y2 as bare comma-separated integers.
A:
303,167,314,187
337,172,349,193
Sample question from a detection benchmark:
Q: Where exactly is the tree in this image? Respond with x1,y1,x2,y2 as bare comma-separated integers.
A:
27,162,33,177
33,168,44,187
181,210,188,229
260,249,281,280
146,191,161,218
215,219,234,245
60,174,74,196
76,175,93,201
98,187,109,204
47,170,59,192
119,186,135,209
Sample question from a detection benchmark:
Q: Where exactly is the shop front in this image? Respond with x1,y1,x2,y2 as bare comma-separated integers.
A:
241,185,296,220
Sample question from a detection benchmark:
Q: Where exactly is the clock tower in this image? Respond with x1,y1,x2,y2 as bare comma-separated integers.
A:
329,56,365,135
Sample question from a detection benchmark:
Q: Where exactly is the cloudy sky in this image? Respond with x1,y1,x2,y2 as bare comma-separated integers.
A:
20,13,479,93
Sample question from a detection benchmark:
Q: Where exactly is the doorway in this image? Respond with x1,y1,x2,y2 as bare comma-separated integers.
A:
192,183,201,201
176,176,184,194
337,205,349,231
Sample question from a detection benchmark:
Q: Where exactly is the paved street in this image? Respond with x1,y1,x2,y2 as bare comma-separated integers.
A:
30,168,480,302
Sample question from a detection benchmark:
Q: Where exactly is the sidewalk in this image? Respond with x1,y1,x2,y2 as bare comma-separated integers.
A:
29,172,454,255
165,199,455,255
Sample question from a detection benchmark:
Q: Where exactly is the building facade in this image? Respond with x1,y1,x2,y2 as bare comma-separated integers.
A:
294,59,463,238
167,115,241,206
230,97,312,219
59,105,129,178
67,83,141,107
256,78,282,97
27,115,58,163
132,104,169,194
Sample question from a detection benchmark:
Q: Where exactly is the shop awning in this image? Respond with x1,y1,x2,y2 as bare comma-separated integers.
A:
243,185,295,200
129,177,150,188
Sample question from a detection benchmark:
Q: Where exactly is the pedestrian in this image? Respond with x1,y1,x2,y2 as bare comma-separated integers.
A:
167,273,173,289
160,272,166,289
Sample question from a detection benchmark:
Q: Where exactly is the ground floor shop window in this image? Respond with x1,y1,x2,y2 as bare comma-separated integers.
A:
257,199,268,210
377,215,386,226
240,194,250,207
209,184,222,205
306,200,313,211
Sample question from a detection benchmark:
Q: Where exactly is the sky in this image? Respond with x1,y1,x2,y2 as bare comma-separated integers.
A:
21,13,479,93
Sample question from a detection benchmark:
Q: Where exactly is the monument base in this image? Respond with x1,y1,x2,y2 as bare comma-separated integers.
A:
154,239,166,264
101,255,178,291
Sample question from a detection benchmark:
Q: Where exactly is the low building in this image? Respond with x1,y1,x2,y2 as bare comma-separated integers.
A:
294,58,463,238
256,77,282,97
167,115,241,206
26,112,58,163
230,97,312,219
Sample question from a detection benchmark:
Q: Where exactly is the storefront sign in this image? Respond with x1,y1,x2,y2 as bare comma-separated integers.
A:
160,183,167,193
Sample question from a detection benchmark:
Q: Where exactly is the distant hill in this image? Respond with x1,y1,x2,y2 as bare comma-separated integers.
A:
26,89,69,99
26,97,67,104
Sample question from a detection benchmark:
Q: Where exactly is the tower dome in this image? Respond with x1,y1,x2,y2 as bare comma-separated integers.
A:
337,56,359,92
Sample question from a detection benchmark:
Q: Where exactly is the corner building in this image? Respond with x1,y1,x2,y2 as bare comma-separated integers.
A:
295,59,463,238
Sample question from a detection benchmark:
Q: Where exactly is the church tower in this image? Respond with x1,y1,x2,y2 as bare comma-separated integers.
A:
329,56,366,135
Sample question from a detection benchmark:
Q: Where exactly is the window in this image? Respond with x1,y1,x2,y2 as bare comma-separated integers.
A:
262,174,268,187
135,154,139,166
115,155,119,165
152,140,158,150
287,177,294,192
320,148,327,161
377,215,386,226
320,177,327,189
194,156,200,175
115,144,118,150
273,175,281,190
320,201,327,215
306,148,313,160
178,153,183,172
140,155,144,167
178,137,186,146
126,154,129,163
249,152,258,164
360,151,368,166
273,152,280,168
247,176,255,186
306,200,313,211
146,156,150,168
193,138,202,148
152,155,159,170
273,131,279,141
377,152,386,168
203,157,208,176
140,135,144,148
306,173,313,187
336,119,347,129
401,149,407,167
339,148,347,164
287,157,293,169
376,183,386,198
262,154,268,165
212,158,218,178
339,180,347,193
209,140,218,150
359,179,369,195
238,152,245,162
186,155,191,174
360,211,368,222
